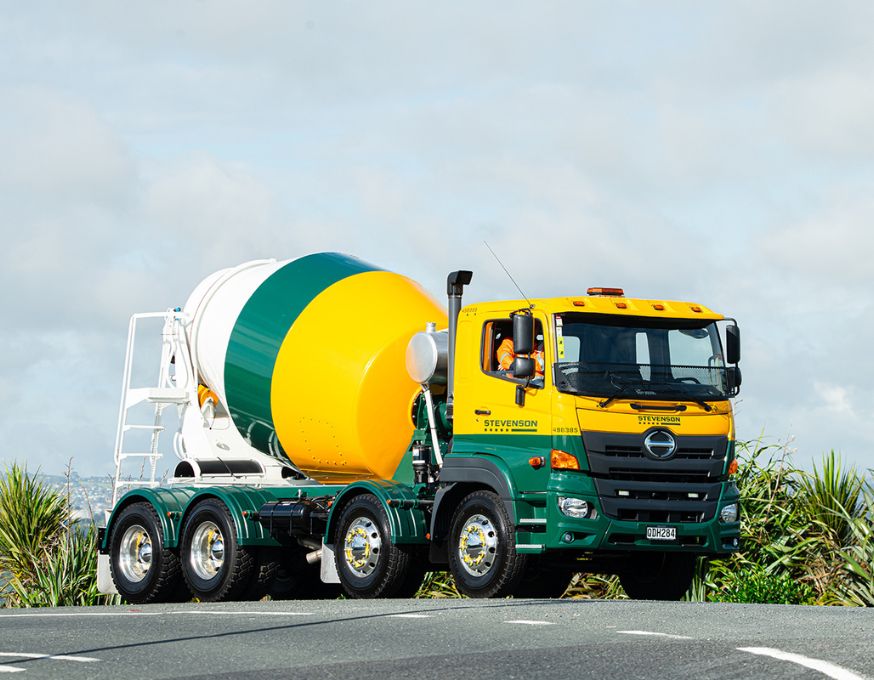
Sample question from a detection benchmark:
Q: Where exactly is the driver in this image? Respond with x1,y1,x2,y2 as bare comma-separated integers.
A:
496,337,545,378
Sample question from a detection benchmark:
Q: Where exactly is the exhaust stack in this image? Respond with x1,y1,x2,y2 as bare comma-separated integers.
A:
446,270,473,418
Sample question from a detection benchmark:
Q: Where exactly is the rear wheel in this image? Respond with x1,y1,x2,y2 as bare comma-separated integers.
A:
619,552,696,600
109,502,189,604
180,498,254,602
448,490,527,598
246,546,341,600
334,494,420,598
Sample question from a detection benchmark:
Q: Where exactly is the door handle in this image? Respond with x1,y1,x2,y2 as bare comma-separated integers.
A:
474,409,491,416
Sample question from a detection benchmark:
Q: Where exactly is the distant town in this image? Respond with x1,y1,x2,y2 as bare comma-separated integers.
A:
37,473,117,523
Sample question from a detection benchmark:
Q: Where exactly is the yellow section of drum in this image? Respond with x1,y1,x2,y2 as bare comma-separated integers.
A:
271,271,446,482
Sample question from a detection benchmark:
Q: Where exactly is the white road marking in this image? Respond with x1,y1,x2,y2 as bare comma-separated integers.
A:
388,614,432,619
618,630,692,640
738,647,868,680
504,620,555,626
0,654,98,662
174,611,313,617
0,667,24,673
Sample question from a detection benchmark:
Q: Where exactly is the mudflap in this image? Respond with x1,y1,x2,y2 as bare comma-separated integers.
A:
320,542,340,584
97,553,118,595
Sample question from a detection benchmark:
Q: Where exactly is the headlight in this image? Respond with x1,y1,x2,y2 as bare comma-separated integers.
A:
719,503,739,523
558,496,590,519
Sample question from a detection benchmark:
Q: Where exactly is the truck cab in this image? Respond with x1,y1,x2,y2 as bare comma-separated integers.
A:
440,289,741,596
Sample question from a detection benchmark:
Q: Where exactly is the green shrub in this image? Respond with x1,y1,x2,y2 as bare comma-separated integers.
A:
717,563,814,605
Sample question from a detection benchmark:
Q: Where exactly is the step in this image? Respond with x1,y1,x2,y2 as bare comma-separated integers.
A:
125,387,189,409
116,452,163,460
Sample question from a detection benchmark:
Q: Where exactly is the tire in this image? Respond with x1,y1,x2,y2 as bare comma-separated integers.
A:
448,490,528,598
619,552,696,601
180,498,254,602
246,547,342,601
334,494,420,598
109,502,190,604
513,559,574,598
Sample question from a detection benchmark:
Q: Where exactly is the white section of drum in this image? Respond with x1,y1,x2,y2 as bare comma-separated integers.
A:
183,259,288,405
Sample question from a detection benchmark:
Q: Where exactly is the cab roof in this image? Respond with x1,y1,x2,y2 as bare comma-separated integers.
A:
462,295,724,321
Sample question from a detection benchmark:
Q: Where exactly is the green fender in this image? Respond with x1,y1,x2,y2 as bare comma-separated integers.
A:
183,486,284,548
104,486,284,551
102,487,195,550
436,453,523,523
325,480,428,545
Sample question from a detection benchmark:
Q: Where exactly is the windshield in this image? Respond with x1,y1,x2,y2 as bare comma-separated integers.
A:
553,313,734,401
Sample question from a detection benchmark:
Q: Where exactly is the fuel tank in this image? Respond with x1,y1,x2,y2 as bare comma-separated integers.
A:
183,253,446,482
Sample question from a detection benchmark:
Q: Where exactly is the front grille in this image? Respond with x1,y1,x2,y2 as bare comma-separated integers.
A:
583,431,727,523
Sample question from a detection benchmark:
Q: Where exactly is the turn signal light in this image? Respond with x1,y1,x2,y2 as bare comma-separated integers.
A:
587,287,625,297
550,449,580,470
728,459,739,475
529,456,545,469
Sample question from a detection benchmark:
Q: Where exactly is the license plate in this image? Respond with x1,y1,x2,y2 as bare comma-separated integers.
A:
646,526,677,541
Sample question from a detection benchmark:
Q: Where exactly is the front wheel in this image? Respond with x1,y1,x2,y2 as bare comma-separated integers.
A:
180,499,254,602
448,490,528,598
334,494,420,598
619,552,696,600
109,502,189,603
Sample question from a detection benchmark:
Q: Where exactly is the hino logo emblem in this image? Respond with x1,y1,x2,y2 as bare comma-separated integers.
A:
644,430,677,460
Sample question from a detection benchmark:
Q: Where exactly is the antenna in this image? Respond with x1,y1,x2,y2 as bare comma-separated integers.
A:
483,241,534,309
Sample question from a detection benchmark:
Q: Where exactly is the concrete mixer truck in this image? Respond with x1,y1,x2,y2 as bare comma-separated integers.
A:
97,252,742,602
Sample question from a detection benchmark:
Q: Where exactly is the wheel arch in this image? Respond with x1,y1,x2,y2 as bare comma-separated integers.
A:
180,487,283,548
103,487,195,551
324,480,427,546
429,455,518,564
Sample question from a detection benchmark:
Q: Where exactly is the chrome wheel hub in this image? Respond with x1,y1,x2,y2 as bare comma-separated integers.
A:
119,524,153,583
458,513,498,577
343,517,381,578
190,520,225,581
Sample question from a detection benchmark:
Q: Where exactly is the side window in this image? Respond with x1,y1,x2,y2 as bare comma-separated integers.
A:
481,318,544,386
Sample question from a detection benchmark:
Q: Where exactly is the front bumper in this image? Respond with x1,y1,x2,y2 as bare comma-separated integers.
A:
513,471,740,555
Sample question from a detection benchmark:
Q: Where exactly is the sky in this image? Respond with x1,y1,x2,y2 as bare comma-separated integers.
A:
1,2,873,477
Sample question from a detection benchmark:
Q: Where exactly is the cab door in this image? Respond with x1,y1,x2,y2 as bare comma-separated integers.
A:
452,311,553,473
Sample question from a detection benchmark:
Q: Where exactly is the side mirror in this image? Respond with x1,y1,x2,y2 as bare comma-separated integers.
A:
727,366,742,393
512,312,534,355
512,356,535,379
726,324,741,364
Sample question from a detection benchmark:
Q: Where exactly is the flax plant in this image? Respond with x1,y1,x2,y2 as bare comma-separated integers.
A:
0,464,117,607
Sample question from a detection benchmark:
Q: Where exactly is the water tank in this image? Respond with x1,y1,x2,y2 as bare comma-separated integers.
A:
183,253,446,483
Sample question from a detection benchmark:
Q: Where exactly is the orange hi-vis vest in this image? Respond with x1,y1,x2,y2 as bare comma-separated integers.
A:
496,338,544,376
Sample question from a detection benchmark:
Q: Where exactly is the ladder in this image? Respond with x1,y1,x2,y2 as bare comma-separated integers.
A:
112,310,196,505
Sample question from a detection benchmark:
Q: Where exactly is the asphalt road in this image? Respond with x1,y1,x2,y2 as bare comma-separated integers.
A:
0,599,871,679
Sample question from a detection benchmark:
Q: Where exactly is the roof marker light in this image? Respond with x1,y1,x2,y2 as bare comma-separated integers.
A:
653,304,665,311
587,287,625,296
690,305,703,313
615,302,628,309
572,300,586,307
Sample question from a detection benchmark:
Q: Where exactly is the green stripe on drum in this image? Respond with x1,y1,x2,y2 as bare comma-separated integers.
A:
224,253,380,451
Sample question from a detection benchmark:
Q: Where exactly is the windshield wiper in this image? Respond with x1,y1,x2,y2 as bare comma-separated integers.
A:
598,386,637,408
691,398,713,412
